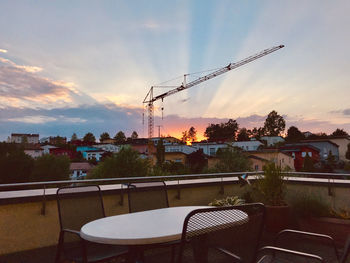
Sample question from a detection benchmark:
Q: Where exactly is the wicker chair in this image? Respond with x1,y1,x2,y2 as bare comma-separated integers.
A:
176,203,266,263
55,185,128,263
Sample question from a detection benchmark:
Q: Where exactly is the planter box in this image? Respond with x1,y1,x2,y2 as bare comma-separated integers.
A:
265,205,290,233
298,217,350,246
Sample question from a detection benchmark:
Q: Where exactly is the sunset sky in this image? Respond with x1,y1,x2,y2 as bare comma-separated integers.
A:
1,0,350,141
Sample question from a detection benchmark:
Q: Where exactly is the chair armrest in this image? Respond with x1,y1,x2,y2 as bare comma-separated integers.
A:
61,228,81,236
215,247,243,263
275,229,339,261
258,246,324,263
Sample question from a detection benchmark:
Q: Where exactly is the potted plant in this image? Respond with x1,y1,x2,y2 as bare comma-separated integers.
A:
255,162,289,232
209,196,245,206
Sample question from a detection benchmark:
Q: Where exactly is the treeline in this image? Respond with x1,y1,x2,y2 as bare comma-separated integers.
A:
0,143,70,184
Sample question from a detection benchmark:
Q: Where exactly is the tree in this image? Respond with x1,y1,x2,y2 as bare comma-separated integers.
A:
0,143,34,183
187,149,207,173
31,154,70,182
156,139,165,166
114,131,126,144
188,127,197,142
89,148,149,178
99,132,111,142
285,126,304,142
71,133,78,141
215,147,251,172
237,128,250,141
83,132,96,143
204,119,239,142
324,151,336,172
131,131,138,139
263,110,285,136
248,127,265,139
301,153,315,172
181,130,188,144
331,128,348,137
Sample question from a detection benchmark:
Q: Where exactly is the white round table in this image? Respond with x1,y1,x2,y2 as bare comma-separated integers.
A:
80,206,248,246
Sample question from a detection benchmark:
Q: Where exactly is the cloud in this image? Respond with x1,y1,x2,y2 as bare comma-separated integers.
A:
0,49,7,53
0,57,42,73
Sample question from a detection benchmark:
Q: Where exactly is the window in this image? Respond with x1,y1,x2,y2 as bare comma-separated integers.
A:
302,152,306,157
209,148,216,156
308,152,312,157
175,159,182,163
254,165,259,171
292,152,295,159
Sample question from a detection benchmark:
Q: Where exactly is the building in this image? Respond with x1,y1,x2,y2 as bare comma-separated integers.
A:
300,139,339,161
164,144,197,155
260,136,285,146
84,150,104,161
164,152,188,165
249,149,295,170
50,148,77,160
49,136,67,145
328,137,350,162
192,142,228,156
248,155,269,171
11,133,39,144
23,144,43,158
70,162,94,180
93,144,121,153
232,140,264,151
41,145,58,154
280,144,320,171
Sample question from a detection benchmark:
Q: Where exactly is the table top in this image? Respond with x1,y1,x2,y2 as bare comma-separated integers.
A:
80,206,248,245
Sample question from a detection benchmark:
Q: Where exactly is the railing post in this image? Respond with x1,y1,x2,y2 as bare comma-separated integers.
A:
119,184,124,205
219,177,224,194
41,185,46,215
176,180,181,200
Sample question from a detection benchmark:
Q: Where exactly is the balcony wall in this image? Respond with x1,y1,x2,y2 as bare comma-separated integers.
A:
0,175,349,257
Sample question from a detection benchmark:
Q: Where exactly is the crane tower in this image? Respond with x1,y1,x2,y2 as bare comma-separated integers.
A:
143,45,284,138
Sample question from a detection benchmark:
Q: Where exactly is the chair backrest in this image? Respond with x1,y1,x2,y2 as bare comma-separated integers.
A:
177,203,265,263
56,185,106,231
127,181,169,213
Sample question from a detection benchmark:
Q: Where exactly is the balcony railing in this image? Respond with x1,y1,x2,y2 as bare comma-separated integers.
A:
0,171,349,261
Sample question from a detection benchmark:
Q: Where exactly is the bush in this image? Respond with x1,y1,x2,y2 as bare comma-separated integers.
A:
209,196,245,206
290,194,330,218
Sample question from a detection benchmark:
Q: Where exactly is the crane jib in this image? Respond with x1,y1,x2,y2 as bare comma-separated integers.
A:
144,44,284,137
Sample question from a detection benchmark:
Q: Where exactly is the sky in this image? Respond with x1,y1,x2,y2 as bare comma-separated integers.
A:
1,0,350,142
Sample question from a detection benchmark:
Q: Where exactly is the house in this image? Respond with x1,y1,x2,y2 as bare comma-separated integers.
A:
300,139,339,161
50,148,77,160
248,155,269,171
192,142,228,156
49,136,67,145
280,144,320,171
328,137,350,161
41,145,57,154
260,136,285,146
93,144,120,153
249,149,295,170
164,144,197,155
164,152,188,165
23,144,43,158
70,162,94,180
100,138,116,144
11,133,39,144
84,150,104,161
232,140,263,151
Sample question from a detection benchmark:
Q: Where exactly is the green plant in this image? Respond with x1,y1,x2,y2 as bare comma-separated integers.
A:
256,162,285,206
291,194,330,218
331,208,350,220
209,196,245,207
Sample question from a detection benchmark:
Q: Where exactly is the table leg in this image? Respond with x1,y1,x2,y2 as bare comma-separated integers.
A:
127,245,144,263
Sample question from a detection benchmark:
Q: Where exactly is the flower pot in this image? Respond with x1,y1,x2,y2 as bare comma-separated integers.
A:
298,217,350,247
265,205,290,233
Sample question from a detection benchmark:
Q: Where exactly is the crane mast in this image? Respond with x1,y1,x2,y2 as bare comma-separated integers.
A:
143,44,284,138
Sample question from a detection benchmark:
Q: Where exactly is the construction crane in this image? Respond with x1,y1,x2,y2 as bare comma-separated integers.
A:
143,44,284,138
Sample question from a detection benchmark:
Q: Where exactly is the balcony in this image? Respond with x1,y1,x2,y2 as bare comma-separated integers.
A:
0,172,349,262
